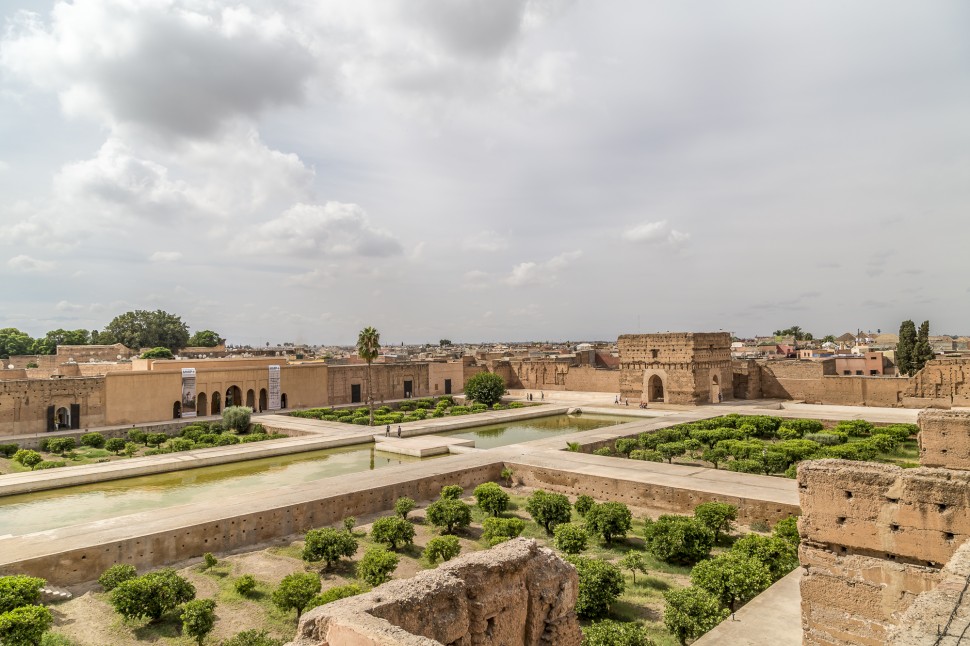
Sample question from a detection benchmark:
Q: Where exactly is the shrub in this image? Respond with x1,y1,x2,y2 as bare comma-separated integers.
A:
693,502,737,542
36,460,67,470
109,568,196,622
501,467,514,486
584,502,632,545
613,438,638,455
619,551,649,584
481,517,525,545
567,556,624,620
223,406,252,433
773,516,800,546
425,535,461,563
45,437,76,455
343,517,356,533
0,604,54,646
98,564,137,592
449,406,470,416
240,433,269,443
11,450,41,469
473,482,509,516
123,442,138,457
581,619,653,646
525,490,573,535
104,437,126,454
574,495,595,517
0,576,45,613
690,553,772,611
440,485,463,501
140,347,174,359
169,438,194,452
630,449,664,462
426,499,472,534
657,442,686,463
507,401,524,409
566,442,582,452
357,546,399,586
371,516,415,550
642,515,714,565
80,432,106,448
834,419,874,436
804,432,844,446
303,528,358,569
394,497,416,519
0,444,18,458
202,553,217,570
778,419,823,436
272,573,320,619
308,584,363,610
181,598,216,646
731,533,799,581
221,629,284,646
234,575,257,596
726,459,762,474
145,433,168,448
701,447,728,468
593,447,612,456
663,586,728,645
553,523,588,554
464,372,507,406
127,429,147,444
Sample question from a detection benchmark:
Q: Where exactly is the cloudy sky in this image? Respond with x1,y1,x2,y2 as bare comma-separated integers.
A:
1,0,968,345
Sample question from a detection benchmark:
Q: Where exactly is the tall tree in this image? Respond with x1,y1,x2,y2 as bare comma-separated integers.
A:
30,329,90,355
0,328,35,359
896,320,917,376
914,320,934,373
187,330,223,347
102,310,190,351
356,327,381,425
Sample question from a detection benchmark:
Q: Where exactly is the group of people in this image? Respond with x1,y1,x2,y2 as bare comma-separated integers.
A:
526,392,544,401
385,425,401,438
614,395,630,406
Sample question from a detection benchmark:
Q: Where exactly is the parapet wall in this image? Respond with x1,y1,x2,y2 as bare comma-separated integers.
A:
290,538,582,646
798,459,970,645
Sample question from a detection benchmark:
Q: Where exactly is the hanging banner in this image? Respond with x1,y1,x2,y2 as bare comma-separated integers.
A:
181,368,197,418
268,365,281,410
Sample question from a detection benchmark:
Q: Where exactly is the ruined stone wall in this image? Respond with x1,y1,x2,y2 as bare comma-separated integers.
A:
427,361,466,396
509,461,797,526
501,358,575,391
6,355,58,371
918,409,970,472
563,366,619,393
907,359,970,407
798,460,970,645
758,360,827,401
618,332,733,404
0,377,106,436
57,344,136,362
290,538,582,646
327,364,430,404
731,359,762,399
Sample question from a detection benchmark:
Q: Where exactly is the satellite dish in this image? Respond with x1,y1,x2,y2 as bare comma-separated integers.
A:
6,364,13,370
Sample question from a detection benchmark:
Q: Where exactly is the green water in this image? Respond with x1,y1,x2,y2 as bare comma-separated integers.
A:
0,414,632,536
441,413,630,448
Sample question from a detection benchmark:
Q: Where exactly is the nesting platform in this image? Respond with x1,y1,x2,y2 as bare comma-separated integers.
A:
373,434,475,457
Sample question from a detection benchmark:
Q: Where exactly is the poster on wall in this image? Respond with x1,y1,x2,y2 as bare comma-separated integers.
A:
181,368,197,418
268,365,281,410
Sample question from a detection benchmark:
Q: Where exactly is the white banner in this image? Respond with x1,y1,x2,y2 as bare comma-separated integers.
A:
181,368,197,418
268,365,281,410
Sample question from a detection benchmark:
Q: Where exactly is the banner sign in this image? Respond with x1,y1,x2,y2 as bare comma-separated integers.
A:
268,365,281,410
181,368,197,418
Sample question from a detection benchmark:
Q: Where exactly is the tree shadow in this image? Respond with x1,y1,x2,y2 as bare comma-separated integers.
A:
132,614,182,641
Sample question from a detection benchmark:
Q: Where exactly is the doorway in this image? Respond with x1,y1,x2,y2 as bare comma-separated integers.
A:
711,375,721,403
351,384,362,404
259,389,267,412
280,393,288,409
55,406,70,429
173,401,181,419
444,379,452,395
211,392,222,415
404,380,413,398
246,389,255,410
647,375,665,403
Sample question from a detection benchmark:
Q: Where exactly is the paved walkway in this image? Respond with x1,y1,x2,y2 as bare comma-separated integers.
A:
694,567,803,646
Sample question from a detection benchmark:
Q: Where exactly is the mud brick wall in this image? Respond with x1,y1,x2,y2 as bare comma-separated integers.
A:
0,377,106,437
918,410,970,470
798,460,970,645
290,539,582,646
618,332,733,404
908,359,970,407
563,365,619,393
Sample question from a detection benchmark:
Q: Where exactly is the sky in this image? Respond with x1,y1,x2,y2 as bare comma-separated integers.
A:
1,0,969,346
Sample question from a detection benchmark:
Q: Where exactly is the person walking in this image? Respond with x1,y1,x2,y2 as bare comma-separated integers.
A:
397,426,402,438
386,424,390,437
540,391,544,400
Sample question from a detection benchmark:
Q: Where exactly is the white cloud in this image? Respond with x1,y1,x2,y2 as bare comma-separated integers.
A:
622,220,690,247
462,231,509,252
150,251,183,263
505,250,581,286
463,269,491,289
0,1,317,137
8,254,55,272
243,202,402,258
55,300,84,312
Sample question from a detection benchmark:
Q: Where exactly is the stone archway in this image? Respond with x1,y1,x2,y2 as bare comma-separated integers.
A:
226,385,242,408
711,374,721,403
258,389,267,413
55,406,70,429
643,372,666,403
246,389,255,410
197,392,207,416
211,391,222,415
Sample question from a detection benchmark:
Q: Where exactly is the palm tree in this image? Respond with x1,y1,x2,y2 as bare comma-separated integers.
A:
356,327,381,425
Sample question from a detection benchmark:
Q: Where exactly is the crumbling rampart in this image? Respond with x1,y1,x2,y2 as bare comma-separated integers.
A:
289,538,581,646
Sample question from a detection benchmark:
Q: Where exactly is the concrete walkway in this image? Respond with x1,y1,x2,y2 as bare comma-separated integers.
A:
694,567,803,646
